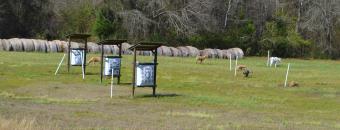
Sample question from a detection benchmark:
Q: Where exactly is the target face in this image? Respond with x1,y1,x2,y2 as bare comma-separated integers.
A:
104,57,121,76
136,64,155,87
71,49,84,66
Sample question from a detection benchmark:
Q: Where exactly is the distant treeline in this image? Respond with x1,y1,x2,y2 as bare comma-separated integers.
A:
0,0,339,59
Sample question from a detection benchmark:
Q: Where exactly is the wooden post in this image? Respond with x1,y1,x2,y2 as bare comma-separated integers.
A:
234,56,238,76
81,50,85,79
284,63,291,87
153,50,158,97
118,44,122,84
100,44,104,83
267,50,270,67
229,54,232,71
84,39,87,74
111,68,114,98
67,37,71,73
132,48,137,97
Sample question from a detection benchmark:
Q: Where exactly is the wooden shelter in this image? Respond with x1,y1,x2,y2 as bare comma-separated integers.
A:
129,42,163,97
97,40,127,83
66,34,91,74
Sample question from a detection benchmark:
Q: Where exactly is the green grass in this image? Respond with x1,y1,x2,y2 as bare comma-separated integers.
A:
0,51,340,129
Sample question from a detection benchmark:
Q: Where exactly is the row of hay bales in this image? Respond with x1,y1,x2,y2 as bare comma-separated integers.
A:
200,48,244,59
0,38,244,59
157,46,200,57
157,46,243,59
0,38,125,54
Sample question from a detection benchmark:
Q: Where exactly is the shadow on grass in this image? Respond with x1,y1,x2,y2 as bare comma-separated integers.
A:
86,72,100,75
56,72,100,75
118,83,132,85
137,93,181,98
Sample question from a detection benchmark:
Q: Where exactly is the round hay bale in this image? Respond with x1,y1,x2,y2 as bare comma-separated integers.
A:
48,41,58,52
9,38,24,51
2,39,12,51
186,46,200,57
122,43,132,54
40,40,48,53
51,40,63,52
199,50,205,56
136,51,142,55
142,51,152,56
157,46,172,56
169,47,181,57
221,50,230,59
135,51,141,55
224,49,236,59
136,51,152,56
202,48,217,58
21,39,35,52
60,41,68,52
102,45,113,54
46,41,51,52
230,48,244,59
32,39,47,52
110,45,119,55
157,47,163,56
215,49,224,59
70,42,80,48
87,42,99,53
176,46,189,57
224,48,244,59
201,49,209,57
160,46,172,56
32,39,40,52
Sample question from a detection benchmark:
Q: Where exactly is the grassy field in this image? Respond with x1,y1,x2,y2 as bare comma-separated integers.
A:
0,51,339,129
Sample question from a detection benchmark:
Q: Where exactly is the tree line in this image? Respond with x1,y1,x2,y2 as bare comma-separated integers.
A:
0,0,339,58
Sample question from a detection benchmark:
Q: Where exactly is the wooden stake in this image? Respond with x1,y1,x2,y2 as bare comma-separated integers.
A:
267,50,270,67
110,68,114,98
234,56,238,76
81,50,85,80
229,54,232,71
55,54,66,75
100,45,104,83
284,63,291,87
132,48,137,97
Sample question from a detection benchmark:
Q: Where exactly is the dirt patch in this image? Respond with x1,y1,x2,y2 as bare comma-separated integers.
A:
13,82,131,100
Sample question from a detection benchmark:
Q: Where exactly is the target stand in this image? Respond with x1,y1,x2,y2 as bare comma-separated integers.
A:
98,40,127,83
129,42,163,97
66,34,91,75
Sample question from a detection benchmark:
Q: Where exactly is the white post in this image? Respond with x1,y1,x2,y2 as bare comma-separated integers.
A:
284,63,291,87
234,56,238,76
110,68,114,98
81,50,85,80
55,54,66,75
229,54,232,71
267,50,270,67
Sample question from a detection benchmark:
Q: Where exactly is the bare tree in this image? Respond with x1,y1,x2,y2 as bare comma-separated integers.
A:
301,0,340,56
117,0,217,40
224,0,233,28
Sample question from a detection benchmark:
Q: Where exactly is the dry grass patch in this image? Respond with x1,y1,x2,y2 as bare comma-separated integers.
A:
165,111,214,118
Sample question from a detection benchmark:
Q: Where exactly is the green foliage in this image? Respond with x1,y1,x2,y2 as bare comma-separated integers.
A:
93,1,127,40
93,10,126,40
260,13,311,57
187,20,256,52
59,0,95,37
0,0,53,38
